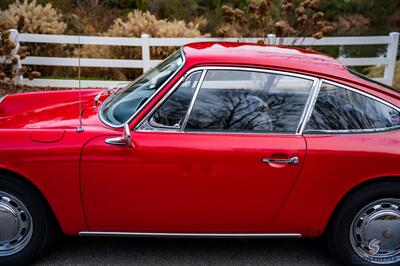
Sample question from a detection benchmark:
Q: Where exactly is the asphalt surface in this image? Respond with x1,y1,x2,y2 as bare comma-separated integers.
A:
34,236,340,265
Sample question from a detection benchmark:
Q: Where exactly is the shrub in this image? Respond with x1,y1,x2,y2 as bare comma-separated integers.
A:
66,4,124,36
0,0,67,77
336,14,370,35
105,10,208,57
0,17,40,83
1,0,66,34
216,0,334,44
77,10,209,80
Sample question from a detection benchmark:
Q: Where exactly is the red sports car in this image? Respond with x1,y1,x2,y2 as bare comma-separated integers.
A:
0,42,399,265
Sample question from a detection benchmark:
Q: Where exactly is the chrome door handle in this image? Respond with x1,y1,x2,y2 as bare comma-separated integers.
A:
262,157,300,165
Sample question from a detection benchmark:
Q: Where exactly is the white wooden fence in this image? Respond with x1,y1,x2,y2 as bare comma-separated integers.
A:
8,30,400,88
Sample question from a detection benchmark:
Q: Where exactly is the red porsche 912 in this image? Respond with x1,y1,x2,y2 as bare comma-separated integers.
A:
0,42,399,265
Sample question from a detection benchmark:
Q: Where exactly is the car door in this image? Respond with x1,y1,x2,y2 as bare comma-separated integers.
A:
80,67,317,233
273,80,400,234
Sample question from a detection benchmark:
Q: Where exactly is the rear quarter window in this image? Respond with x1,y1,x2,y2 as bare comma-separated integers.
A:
305,82,400,132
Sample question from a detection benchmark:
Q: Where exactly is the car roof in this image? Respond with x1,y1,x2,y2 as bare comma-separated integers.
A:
183,42,348,77
182,42,400,101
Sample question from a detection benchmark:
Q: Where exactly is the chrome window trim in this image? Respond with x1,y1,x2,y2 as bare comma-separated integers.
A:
137,129,297,136
147,71,205,130
136,66,319,136
304,126,400,135
0,95,8,104
303,79,400,135
297,79,322,134
180,70,207,130
99,47,187,129
79,231,302,238
175,131,300,136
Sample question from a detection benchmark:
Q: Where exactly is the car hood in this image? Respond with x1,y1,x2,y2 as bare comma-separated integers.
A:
0,89,109,129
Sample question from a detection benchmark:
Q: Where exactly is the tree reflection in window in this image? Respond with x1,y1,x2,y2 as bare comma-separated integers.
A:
185,70,313,133
306,83,400,131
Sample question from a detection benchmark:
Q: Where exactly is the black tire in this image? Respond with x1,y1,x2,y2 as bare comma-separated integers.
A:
327,182,400,265
0,174,56,265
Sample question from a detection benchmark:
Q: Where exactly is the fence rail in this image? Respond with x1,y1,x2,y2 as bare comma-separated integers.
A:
7,31,400,88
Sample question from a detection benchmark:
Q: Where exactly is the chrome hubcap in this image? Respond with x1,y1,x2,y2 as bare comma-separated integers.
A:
350,198,400,264
0,191,33,257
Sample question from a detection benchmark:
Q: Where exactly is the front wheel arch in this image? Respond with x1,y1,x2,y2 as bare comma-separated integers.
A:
0,168,61,233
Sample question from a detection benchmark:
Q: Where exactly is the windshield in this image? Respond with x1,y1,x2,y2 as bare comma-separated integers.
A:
348,67,399,94
101,50,184,125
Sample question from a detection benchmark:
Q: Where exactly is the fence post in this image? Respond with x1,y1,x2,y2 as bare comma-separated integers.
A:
267,34,276,45
141,34,151,73
384,32,399,86
8,29,22,84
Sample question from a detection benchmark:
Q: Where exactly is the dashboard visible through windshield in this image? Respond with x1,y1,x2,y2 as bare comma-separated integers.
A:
101,50,184,126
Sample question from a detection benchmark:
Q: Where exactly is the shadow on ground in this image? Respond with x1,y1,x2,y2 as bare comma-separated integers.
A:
34,237,339,265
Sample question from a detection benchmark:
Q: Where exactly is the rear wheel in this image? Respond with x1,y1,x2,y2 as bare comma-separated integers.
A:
327,182,400,265
0,175,55,265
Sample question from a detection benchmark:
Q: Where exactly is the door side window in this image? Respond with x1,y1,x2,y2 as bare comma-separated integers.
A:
147,72,201,129
184,70,314,133
305,83,400,132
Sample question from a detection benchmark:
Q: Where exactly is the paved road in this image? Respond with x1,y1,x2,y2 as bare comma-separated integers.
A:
34,236,340,265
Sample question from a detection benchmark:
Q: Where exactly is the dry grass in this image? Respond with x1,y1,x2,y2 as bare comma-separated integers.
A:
366,61,400,90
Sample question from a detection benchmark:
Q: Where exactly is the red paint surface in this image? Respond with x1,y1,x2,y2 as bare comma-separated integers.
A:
0,42,399,236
